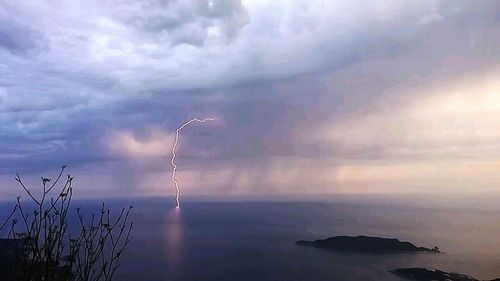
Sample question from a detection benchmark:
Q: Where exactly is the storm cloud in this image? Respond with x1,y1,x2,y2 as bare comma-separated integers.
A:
1,0,500,198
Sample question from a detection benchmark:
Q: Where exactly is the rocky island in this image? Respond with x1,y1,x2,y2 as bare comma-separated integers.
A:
0,238,27,279
390,267,500,281
296,235,439,253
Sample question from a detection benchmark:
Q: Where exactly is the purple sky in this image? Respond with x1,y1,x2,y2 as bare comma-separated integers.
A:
1,1,500,199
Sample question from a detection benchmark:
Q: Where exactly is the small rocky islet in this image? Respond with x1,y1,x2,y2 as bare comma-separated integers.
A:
391,268,500,281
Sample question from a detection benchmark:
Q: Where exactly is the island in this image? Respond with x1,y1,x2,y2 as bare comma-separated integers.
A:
390,267,500,281
0,238,27,279
0,238,26,260
296,235,440,253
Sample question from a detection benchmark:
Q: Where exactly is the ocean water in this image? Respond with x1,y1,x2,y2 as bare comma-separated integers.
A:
112,197,500,281
3,196,500,280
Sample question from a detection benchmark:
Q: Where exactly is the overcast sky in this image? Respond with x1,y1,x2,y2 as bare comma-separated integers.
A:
1,0,500,199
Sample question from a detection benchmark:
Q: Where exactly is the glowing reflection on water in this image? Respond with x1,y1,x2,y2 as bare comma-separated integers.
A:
164,207,184,266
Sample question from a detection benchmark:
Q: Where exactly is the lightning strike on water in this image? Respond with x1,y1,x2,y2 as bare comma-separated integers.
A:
171,117,216,208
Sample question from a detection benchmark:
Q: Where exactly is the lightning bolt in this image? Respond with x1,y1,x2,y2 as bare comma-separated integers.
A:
171,117,216,208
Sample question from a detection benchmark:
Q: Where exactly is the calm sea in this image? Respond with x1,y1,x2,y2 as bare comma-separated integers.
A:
3,196,500,280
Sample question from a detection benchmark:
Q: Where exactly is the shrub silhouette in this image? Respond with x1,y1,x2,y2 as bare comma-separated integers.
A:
0,166,133,281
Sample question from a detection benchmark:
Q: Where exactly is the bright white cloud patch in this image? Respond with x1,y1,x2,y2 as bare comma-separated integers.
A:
106,129,174,158
321,73,500,160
